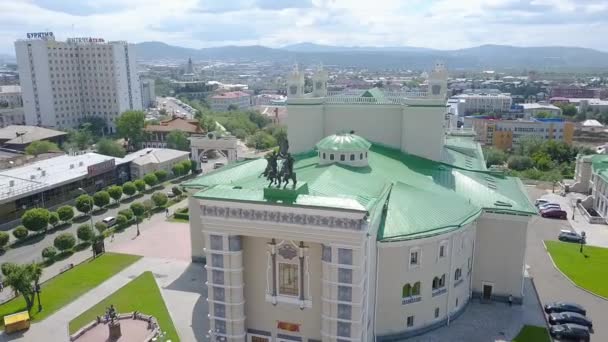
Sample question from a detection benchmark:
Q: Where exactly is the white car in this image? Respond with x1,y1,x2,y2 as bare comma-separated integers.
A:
102,216,116,227
535,199,550,207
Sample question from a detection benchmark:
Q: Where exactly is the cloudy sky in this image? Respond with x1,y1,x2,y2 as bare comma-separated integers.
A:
1,0,608,54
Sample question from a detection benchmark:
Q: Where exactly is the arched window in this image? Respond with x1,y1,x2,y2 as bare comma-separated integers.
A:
402,284,412,298
412,282,421,296
350,154,355,161
340,154,345,161
432,277,439,290
440,274,446,287
360,153,363,160
454,268,462,281
365,152,368,158
330,154,334,161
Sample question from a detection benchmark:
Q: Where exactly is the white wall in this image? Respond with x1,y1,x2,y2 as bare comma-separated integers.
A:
402,105,446,161
286,99,325,154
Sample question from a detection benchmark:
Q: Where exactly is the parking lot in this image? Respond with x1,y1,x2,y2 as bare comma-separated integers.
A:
526,186,607,341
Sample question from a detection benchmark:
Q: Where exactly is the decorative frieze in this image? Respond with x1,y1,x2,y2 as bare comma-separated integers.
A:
402,295,422,305
432,288,447,297
201,205,364,230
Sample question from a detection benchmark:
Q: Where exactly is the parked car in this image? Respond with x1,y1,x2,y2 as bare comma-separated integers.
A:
214,162,225,169
102,216,116,227
549,312,593,328
549,323,590,341
541,209,567,220
535,199,550,207
202,155,208,163
545,302,586,315
558,230,585,243
538,203,560,211
166,191,176,198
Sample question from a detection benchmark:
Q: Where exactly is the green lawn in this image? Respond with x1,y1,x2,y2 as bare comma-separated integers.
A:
0,252,140,328
512,325,551,342
69,271,179,341
545,240,608,297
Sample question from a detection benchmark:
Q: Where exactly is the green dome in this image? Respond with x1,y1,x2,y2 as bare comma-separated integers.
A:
316,133,371,151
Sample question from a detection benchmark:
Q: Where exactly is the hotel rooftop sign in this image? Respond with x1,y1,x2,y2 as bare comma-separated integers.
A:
26,32,54,40
66,37,105,44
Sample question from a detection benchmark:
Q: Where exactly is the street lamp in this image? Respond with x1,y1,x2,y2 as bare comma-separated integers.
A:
35,283,42,312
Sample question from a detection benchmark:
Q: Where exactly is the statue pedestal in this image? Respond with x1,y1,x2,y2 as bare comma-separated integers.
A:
108,322,122,340
264,182,308,201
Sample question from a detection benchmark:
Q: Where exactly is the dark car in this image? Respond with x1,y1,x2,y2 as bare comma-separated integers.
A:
549,312,593,328
549,323,590,341
541,209,567,220
544,302,586,315
559,231,585,243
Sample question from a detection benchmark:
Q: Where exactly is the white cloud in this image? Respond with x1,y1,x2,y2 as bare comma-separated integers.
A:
0,0,607,54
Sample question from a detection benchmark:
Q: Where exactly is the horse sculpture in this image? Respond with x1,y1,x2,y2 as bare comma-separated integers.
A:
278,153,297,188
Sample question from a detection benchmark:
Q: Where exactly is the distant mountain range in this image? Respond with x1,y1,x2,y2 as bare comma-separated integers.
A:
133,42,608,70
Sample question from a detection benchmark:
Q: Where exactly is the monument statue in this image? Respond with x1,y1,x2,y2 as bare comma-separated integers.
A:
278,153,297,188
261,139,297,188
106,304,122,339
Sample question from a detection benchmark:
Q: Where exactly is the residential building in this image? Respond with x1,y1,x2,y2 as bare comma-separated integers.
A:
521,103,562,118
575,98,608,114
0,125,67,150
140,78,156,109
143,117,204,149
0,85,25,127
451,93,512,115
550,86,595,99
0,108,25,128
570,154,608,222
126,148,190,179
580,119,604,133
15,34,142,132
464,117,574,150
209,91,251,112
184,64,536,342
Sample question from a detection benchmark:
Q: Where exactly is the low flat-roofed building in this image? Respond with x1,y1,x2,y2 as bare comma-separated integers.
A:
209,91,251,112
0,125,67,150
143,117,204,149
127,148,190,179
521,103,562,118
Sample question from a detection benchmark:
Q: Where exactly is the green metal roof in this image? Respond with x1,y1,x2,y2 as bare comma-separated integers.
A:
589,155,608,183
316,133,372,151
361,87,386,102
184,143,536,241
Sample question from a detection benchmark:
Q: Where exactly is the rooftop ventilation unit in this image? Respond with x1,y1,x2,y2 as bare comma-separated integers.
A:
9,180,14,187
30,174,36,180
70,164,75,169
79,161,84,166
41,170,46,177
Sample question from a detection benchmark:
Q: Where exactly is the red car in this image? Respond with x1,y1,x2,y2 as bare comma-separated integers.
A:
541,209,567,219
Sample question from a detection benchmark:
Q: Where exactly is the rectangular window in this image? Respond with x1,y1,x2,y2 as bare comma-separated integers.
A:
210,235,223,251
407,316,414,327
338,286,352,302
439,245,445,258
215,319,226,334
212,270,224,285
434,307,440,318
322,245,332,262
228,235,241,251
213,287,225,301
337,304,352,320
338,248,353,265
214,303,226,318
410,250,419,266
338,268,353,284
337,322,351,337
211,254,224,268
278,263,299,297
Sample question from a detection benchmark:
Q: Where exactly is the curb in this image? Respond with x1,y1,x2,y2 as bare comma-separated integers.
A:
542,240,608,301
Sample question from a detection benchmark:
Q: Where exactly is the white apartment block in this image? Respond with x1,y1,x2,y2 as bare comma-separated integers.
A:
15,34,142,132
0,85,25,128
451,93,512,115
209,91,252,112
140,78,156,109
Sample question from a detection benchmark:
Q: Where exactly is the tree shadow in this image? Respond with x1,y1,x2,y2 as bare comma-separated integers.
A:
73,215,90,224
47,222,72,234
54,250,74,261
11,233,46,248
41,258,55,268
74,241,91,251
92,208,108,216
107,202,120,209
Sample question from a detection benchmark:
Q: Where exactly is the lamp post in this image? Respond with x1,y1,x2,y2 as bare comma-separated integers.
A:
35,283,42,312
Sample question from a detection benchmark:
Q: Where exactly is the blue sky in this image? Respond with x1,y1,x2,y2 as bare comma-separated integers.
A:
1,0,608,54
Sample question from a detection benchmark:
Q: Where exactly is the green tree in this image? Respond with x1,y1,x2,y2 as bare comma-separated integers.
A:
143,199,154,213
118,208,134,221
94,222,108,234
107,185,123,204
172,186,182,197
122,181,136,197
227,104,239,111
130,203,146,218
180,160,192,174
116,110,146,150
516,136,544,156
166,130,190,151
2,263,43,310
560,104,577,117
25,140,59,156
143,173,158,188
154,170,168,182
199,116,216,132
93,191,110,208
152,192,168,208
75,194,94,215
42,246,57,260
53,233,76,251
77,224,94,242
134,179,146,193
484,147,507,167
65,128,93,151
246,131,277,150
116,214,128,227
80,117,107,136
12,226,29,240
48,212,60,228
96,138,126,158
171,163,184,177
0,231,9,250
508,155,534,171
57,205,74,223
532,152,554,171
21,208,50,233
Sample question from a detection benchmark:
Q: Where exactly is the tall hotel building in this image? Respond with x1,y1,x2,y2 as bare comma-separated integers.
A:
15,33,142,132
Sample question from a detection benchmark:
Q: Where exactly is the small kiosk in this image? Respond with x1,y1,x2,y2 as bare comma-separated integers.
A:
3,311,31,333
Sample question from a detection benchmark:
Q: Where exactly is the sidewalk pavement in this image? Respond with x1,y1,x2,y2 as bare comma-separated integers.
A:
0,198,189,304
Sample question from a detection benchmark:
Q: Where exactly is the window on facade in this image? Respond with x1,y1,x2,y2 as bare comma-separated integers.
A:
213,287,225,301
215,319,226,334
214,303,226,318
211,254,223,268
454,268,462,281
322,244,332,262
350,154,355,161
278,263,299,297
210,235,223,251
434,307,440,318
407,316,414,327
338,268,353,284
330,154,334,161
360,153,363,160
412,281,421,296
440,274,445,287
402,284,412,298
340,154,345,161
338,286,352,302
410,250,419,266
338,304,352,320
212,270,224,285
338,248,353,265
456,298,459,307
439,242,447,258
323,152,326,159
228,236,241,251
337,322,351,337
432,275,446,290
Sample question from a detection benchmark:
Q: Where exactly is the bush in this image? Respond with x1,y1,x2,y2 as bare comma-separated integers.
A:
154,170,168,182
508,155,534,171
49,211,60,228
95,221,108,234
130,202,145,218
54,232,76,251
152,192,169,208
77,224,94,242
75,194,94,214
1,262,17,276
118,208,134,220
57,205,75,223
180,160,192,175
0,231,9,249
122,181,136,197
116,214,128,227
143,173,158,187
42,246,58,259
93,190,111,208
172,186,182,197
134,179,146,193
13,226,29,240
107,185,123,204
171,164,184,177
143,199,154,212
21,208,50,232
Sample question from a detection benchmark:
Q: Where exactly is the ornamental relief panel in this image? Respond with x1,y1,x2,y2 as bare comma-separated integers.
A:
201,205,363,230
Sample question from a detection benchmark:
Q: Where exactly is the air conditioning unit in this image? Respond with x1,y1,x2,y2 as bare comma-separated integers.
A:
30,174,36,180
41,170,46,177
9,180,14,187
79,161,84,166
70,164,75,169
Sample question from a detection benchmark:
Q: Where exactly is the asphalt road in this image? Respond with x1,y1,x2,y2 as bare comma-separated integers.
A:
525,186,607,342
157,96,194,119
0,182,178,266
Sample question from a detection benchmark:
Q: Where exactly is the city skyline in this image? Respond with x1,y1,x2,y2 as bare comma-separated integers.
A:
1,0,608,54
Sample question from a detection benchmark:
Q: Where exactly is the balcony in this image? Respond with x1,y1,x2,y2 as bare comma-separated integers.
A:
401,295,422,305
432,287,447,297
